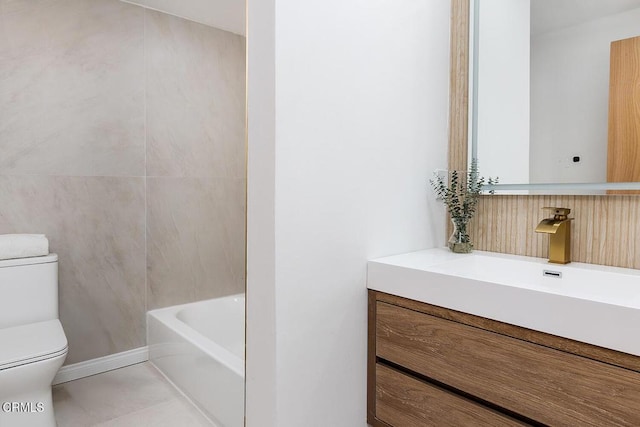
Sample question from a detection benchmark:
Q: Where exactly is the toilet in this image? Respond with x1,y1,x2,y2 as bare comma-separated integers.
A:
0,254,68,427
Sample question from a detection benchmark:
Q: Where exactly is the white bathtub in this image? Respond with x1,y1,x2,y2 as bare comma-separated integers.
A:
147,294,245,427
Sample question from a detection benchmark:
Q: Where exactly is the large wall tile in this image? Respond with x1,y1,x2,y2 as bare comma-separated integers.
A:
146,10,246,179
0,175,146,364
0,0,59,16
0,13,9,69
147,177,245,309
0,0,145,176
0,1,246,364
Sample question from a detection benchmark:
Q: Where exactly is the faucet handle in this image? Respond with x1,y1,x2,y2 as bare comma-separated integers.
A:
542,207,571,220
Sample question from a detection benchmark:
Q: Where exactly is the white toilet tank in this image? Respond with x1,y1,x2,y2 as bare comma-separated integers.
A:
0,254,59,329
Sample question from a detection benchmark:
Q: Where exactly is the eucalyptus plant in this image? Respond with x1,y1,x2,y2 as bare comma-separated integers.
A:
430,159,496,251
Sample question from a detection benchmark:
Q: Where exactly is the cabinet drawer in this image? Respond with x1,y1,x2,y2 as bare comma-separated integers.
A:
376,363,527,427
376,301,640,426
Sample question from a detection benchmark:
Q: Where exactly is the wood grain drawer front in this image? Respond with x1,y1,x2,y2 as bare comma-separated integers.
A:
376,364,527,427
376,301,640,426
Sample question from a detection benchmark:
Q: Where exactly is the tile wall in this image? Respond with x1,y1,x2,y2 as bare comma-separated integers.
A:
0,0,246,364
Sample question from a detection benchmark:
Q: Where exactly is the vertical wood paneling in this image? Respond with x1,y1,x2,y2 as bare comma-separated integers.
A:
448,1,640,270
467,196,640,269
448,0,469,173
446,0,470,238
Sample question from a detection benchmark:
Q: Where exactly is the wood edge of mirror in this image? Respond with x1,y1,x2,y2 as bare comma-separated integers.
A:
447,0,470,238
448,0,469,173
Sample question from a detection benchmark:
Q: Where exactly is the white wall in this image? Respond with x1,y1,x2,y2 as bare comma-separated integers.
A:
476,0,530,182
530,7,640,183
246,0,451,425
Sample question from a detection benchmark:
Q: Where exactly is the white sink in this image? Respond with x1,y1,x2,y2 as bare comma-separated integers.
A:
367,248,640,356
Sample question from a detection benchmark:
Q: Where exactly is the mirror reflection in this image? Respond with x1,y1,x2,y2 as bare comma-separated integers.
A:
472,0,640,188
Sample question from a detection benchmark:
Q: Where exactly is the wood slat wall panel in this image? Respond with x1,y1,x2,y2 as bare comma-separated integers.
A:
468,196,640,269
448,0,640,270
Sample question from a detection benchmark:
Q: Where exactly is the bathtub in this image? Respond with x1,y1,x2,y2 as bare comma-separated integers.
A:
147,294,245,427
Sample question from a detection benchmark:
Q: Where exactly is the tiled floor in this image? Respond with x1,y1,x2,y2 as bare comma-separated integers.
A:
53,362,212,427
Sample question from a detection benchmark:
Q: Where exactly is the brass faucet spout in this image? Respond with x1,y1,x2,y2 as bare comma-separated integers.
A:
535,208,573,264
535,219,565,234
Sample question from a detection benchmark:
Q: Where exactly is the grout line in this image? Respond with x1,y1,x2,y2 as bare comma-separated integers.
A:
0,173,146,178
92,398,213,427
144,7,148,316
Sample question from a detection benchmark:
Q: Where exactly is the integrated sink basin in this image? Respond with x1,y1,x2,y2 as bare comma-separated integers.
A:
368,248,640,356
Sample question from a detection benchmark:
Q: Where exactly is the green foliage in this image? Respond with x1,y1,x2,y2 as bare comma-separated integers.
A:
429,159,497,244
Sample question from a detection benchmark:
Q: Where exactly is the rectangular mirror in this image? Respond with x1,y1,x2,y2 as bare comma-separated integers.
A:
471,0,640,194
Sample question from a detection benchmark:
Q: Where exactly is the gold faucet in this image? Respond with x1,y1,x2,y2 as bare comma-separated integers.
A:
535,207,573,264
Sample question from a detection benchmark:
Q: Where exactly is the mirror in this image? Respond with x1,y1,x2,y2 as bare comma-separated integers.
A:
471,0,640,194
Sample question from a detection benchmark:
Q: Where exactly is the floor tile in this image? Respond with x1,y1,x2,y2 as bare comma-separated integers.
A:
95,399,211,427
53,362,212,426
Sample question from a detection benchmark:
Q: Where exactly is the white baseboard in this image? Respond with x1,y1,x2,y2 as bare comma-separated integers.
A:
53,346,149,385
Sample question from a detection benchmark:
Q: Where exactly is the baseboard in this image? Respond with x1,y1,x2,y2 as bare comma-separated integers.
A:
53,346,149,385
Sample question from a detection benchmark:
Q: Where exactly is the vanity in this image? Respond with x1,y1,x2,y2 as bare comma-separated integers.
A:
367,249,640,426
369,1,640,423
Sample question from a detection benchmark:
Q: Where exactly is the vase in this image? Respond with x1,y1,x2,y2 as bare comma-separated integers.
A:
448,218,473,253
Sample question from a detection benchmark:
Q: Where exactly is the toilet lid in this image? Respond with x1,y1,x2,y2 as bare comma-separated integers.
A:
0,319,68,370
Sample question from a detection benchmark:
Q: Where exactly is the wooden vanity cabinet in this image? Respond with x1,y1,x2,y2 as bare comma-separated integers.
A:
368,290,640,427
